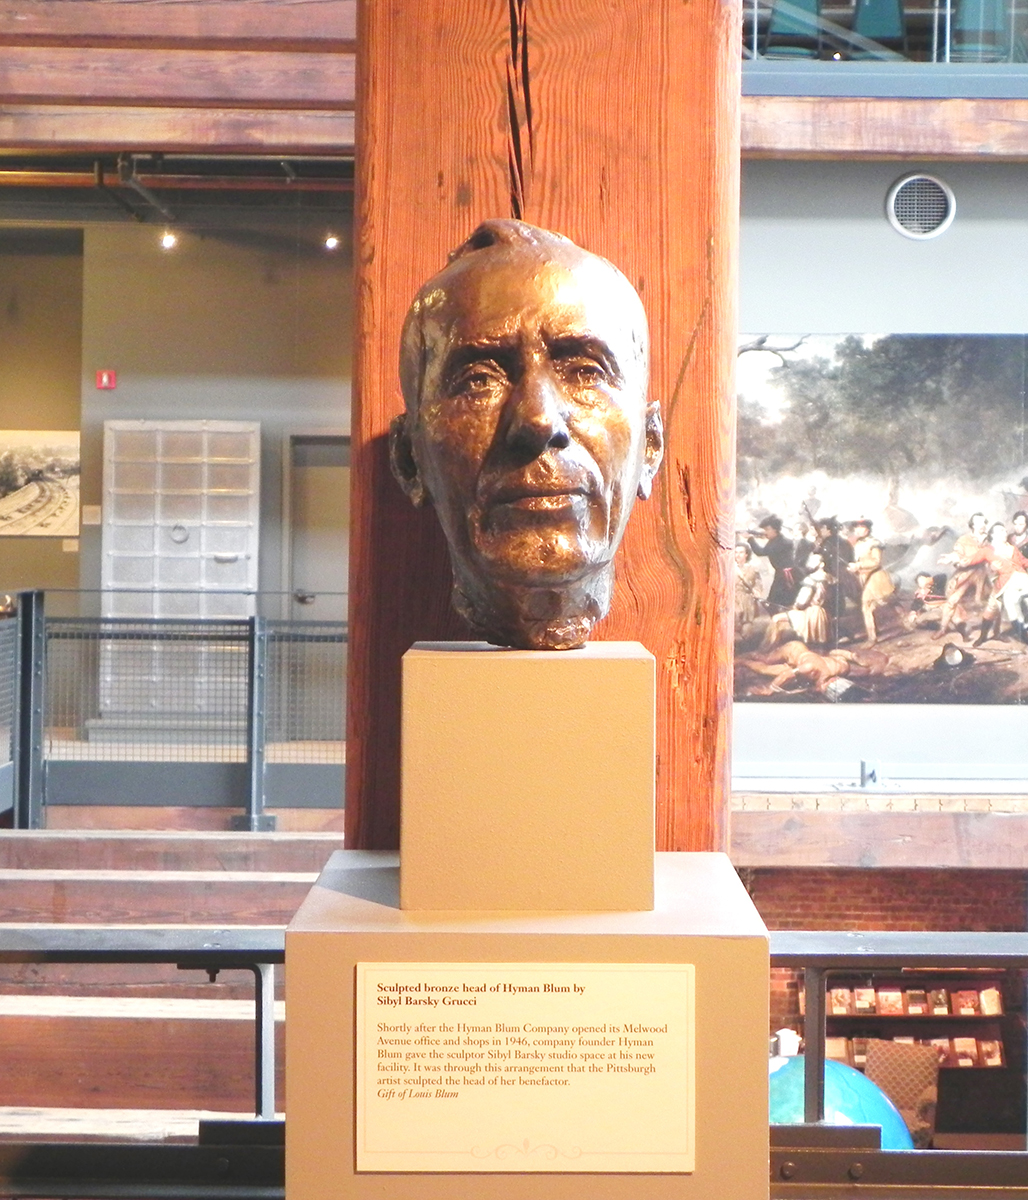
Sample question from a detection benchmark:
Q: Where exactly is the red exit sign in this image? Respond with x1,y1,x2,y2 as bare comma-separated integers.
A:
96,369,117,390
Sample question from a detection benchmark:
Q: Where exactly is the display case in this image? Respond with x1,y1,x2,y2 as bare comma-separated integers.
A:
806,968,1027,1138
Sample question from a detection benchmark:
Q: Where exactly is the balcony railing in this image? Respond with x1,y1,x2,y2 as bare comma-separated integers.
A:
0,590,347,831
745,0,1028,64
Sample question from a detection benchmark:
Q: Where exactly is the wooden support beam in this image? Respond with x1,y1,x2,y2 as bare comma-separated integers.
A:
347,1,739,852
743,94,1028,161
732,808,1028,869
0,47,353,109
0,0,355,50
0,105,353,152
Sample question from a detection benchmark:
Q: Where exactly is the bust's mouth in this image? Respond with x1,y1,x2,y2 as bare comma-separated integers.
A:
490,486,587,512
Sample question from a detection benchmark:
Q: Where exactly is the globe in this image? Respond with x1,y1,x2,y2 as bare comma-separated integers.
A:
769,1055,914,1150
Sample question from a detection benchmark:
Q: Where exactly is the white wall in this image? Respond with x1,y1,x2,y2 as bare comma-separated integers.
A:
742,160,1028,333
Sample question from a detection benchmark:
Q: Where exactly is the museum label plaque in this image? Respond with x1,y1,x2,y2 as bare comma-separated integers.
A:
356,962,695,1174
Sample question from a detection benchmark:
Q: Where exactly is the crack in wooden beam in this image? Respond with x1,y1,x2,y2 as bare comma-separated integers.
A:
505,0,532,219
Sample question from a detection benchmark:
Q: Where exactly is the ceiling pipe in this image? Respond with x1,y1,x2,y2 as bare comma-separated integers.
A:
118,154,176,223
0,168,351,192
94,158,143,222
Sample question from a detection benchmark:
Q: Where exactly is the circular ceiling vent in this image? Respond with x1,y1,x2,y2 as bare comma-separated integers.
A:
886,173,956,240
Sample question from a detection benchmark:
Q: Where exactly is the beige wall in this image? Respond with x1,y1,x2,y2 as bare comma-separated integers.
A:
0,215,354,599
0,236,83,590
79,219,353,598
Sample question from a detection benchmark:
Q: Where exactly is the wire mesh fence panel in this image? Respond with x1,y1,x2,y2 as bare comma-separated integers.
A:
46,627,99,740
0,617,16,767
46,618,250,762
265,622,346,764
41,614,345,789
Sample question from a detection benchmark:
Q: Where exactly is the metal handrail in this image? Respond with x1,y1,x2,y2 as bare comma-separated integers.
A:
7,591,348,831
0,925,1023,1196
770,929,1028,968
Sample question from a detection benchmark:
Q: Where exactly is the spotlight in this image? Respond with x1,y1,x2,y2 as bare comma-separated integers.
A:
324,234,340,251
160,231,178,250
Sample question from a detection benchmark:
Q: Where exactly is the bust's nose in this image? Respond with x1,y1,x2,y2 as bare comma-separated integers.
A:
503,363,571,460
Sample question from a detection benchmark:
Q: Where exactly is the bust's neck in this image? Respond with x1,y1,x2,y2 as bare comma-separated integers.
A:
451,566,614,650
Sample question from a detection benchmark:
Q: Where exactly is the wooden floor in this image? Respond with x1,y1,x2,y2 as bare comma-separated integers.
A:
0,831,342,872
42,806,346,832
0,830,340,1135
0,869,315,923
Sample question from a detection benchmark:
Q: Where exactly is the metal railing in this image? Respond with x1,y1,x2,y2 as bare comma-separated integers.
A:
745,0,1028,62
265,622,347,755
0,615,16,814
0,924,285,1199
47,617,252,761
0,922,1020,1194
1,592,346,830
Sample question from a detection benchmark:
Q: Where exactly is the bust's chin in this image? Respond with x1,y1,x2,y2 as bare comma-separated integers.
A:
450,558,614,651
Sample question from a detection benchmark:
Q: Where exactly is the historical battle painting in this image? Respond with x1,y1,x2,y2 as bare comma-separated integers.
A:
0,431,80,537
734,335,1028,704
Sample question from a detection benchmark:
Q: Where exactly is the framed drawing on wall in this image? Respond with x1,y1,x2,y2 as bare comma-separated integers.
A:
0,430,80,537
734,334,1028,705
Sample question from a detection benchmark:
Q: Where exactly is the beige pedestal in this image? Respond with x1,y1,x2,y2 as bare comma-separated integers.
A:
400,641,655,911
286,850,769,1200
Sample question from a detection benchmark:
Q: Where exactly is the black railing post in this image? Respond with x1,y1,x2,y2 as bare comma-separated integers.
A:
245,615,273,831
803,966,827,1123
14,590,45,829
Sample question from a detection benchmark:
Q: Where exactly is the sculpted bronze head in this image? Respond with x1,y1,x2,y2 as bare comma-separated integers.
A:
390,219,663,650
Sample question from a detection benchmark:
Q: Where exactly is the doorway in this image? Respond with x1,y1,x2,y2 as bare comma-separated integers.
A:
284,433,350,623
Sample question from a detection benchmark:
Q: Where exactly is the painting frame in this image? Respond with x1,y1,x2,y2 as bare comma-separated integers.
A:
0,430,81,538
734,334,1028,706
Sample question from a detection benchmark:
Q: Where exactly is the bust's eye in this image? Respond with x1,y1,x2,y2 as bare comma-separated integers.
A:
560,358,608,387
449,362,507,397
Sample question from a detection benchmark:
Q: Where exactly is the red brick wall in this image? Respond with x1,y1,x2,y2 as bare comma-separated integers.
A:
770,967,803,1034
747,868,1027,933
748,868,1027,1032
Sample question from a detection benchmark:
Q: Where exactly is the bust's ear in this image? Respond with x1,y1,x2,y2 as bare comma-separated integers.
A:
389,412,426,507
636,401,664,500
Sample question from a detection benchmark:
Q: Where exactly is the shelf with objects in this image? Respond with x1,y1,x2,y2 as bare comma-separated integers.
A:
801,968,1027,1145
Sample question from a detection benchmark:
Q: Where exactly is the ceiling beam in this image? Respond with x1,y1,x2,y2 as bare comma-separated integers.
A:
0,0,355,51
0,106,354,154
732,808,1028,869
743,94,1028,161
0,48,353,110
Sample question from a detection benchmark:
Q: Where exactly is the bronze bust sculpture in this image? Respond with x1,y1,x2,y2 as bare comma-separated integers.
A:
390,219,663,650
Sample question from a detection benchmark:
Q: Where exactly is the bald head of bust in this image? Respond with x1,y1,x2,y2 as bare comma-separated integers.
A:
390,219,663,650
